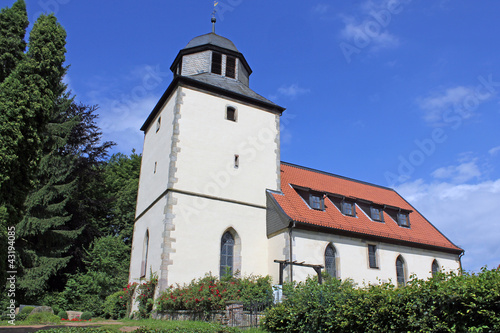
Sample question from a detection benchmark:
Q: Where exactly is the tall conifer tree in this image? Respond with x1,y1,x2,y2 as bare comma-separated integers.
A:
0,13,67,227
17,100,113,301
0,0,28,289
0,0,28,83
0,12,70,302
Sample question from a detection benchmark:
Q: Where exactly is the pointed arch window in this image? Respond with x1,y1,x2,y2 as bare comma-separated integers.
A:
396,255,406,286
325,244,337,278
141,230,149,278
220,231,235,277
431,259,439,277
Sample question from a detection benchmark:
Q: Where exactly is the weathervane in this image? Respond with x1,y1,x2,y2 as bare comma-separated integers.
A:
211,1,218,33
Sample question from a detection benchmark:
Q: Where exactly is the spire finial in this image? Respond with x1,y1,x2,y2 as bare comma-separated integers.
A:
211,1,218,33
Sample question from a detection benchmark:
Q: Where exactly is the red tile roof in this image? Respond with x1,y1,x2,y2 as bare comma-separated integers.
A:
271,162,463,254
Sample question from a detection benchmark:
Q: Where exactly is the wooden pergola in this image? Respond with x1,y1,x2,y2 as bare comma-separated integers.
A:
274,259,324,285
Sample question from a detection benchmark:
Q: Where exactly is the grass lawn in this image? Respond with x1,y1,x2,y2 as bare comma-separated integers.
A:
0,318,268,332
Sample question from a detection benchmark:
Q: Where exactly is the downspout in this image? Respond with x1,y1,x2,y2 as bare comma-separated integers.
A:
288,221,295,283
458,250,465,274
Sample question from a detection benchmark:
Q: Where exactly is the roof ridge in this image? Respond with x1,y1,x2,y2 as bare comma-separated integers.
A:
281,161,394,191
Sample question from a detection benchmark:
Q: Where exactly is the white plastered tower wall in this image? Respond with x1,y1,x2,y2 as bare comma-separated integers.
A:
129,32,283,295
129,86,281,289
161,87,281,287
129,88,179,284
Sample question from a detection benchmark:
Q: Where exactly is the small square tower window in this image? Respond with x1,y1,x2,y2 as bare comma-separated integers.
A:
226,55,236,78
156,116,161,133
226,106,237,122
211,52,222,75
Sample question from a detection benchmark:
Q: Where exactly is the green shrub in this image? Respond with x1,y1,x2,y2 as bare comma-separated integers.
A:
80,311,92,320
16,306,35,321
24,312,61,324
136,273,158,319
262,267,500,333
103,290,128,319
57,310,68,319
40,292,67,315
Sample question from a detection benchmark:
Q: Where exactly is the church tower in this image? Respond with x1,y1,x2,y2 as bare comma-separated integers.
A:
129,28,285,291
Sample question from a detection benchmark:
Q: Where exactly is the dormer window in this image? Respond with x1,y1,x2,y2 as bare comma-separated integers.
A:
397,212,410,227
211,52,222,75
341,201,355,216
310,194,323,210
294,186,324,211
226,55,236,78
370,206,384,222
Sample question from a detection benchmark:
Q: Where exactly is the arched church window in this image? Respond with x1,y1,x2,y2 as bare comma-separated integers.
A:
396,255,406,286
431,259,439,277
325,244,337,278
141,230,149,278
220,231,235,277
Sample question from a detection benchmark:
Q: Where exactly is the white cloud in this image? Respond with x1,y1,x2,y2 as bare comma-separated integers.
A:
431,159,481,183
311,4,330,15
417,79,497,126
340,18,399,51
396,178,500,272
417,86,476,124
338,0,402,54
277,84,310,99
489,146,500,156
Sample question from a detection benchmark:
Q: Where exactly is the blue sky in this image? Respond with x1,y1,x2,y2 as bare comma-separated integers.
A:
8,0,500,273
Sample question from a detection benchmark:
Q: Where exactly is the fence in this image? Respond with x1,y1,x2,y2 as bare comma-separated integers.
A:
152,301,273,329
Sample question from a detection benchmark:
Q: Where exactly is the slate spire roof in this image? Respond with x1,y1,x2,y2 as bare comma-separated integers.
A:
184,32,239,52
269,162,463,254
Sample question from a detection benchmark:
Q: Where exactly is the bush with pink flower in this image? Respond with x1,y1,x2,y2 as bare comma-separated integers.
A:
156,274,273,314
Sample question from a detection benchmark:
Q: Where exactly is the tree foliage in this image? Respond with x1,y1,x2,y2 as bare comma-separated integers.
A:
0,0,28,83
17,102,114,302
100,152,141,243
0,13,67,223
0,1,140,309
59,236,130,315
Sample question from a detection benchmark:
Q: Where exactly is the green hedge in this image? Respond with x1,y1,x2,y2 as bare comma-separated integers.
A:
262,268,500,333
37,329,115,333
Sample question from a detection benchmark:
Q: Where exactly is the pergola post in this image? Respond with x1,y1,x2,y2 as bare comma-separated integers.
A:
274,260,323,285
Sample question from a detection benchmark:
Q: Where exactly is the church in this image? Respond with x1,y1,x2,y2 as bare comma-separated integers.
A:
128,26,464,293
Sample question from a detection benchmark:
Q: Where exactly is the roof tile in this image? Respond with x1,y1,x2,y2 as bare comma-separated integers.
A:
272,163,462,253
